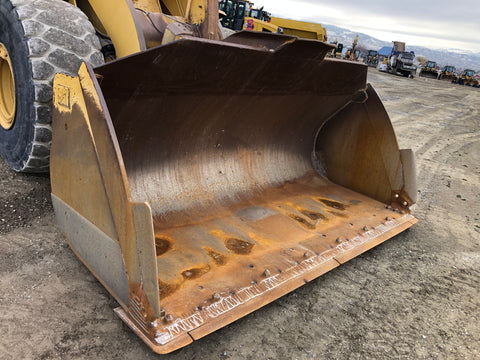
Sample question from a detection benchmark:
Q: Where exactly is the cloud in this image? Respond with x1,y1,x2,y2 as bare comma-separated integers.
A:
256,0,480,52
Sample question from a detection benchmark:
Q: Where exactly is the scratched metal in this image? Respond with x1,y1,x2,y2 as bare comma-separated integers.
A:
148,173,415,315
71,34,418,352
153,213,416,344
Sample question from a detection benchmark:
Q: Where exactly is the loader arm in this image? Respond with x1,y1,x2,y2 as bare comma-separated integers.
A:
70,0,220,58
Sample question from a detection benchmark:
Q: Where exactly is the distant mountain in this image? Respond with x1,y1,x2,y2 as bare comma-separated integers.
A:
325,24,480,71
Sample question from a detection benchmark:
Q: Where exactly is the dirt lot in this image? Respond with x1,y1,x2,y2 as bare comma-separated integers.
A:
1,69,479,360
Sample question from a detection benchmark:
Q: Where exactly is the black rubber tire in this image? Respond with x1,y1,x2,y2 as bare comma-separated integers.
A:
0,0,104,172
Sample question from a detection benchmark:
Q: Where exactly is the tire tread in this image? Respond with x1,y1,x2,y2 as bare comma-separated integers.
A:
7,0,104,172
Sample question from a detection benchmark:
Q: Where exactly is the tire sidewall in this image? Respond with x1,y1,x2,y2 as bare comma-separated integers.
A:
0,1,36,171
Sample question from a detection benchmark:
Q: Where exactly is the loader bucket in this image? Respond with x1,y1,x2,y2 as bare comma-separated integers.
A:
51,32,417,354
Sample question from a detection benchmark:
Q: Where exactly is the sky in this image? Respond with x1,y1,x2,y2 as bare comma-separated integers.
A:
254,0,480,53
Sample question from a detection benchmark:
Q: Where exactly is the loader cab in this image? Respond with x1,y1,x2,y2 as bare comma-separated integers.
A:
345,48,360,60
365,50,378,66
219,0,247,30
219,1,282,33
464,69,475,77
334,43,343,57
248,8,270,22
444,66,455,74
426,61,436,69
244,6,283,33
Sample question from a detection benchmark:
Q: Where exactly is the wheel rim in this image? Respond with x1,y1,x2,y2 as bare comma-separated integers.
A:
0,42,16,130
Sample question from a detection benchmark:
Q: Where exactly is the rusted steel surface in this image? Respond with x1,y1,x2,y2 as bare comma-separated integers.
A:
51,33,417,353
315,84,413,207
147,176,417,345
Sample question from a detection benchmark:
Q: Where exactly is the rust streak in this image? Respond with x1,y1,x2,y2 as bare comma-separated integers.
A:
317,198,348,211
155,236,172,256
158,280,179,298
204,248,227,266
328,210,348,218
182,266,211,280
225,238,255,255
299,209,327,221
288,214,316,229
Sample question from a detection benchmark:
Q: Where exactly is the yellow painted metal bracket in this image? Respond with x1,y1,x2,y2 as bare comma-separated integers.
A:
132,0,162,12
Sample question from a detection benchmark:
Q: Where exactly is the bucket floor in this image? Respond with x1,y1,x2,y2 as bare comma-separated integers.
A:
151,173,416,336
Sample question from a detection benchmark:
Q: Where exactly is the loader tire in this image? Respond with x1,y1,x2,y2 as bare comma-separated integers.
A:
0,0,104,172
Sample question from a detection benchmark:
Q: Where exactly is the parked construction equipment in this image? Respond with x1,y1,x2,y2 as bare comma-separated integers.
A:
219,0,282,33
378,57,388,72
0,0,417,354
453,69,480,87
219,0,247,30
365,50,379,67
419,61,438,79
385,42,417,78
344,35,359,60
219,1,328,40
438,65,457,81
269,17,327,42
327,38,344,58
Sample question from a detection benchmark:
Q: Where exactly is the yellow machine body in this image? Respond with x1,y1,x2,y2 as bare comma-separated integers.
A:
419,61,438,79
269,17,327,42
243,16,281,33
455,69,480,87
438,65,456,81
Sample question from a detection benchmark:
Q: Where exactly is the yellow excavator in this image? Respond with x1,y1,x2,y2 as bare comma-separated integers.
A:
344,35,359,60
0,0,417,354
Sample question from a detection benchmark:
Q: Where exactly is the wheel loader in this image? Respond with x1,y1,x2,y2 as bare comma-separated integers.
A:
364,50,379,67
219,0,282,34
438,65,456,81
453,69,480,87
0,0,417,354
419,61,439,79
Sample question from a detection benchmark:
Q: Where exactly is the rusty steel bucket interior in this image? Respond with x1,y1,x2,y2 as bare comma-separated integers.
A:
51,32,417,353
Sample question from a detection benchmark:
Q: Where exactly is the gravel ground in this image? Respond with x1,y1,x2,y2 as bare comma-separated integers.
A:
0,68,479,360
